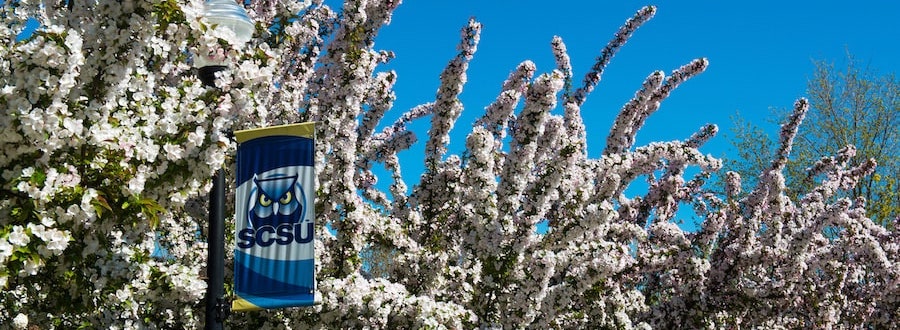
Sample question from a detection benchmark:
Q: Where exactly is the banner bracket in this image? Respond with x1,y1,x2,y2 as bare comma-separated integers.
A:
215,296,231,322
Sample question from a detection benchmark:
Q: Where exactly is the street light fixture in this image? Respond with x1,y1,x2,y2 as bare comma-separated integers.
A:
197,0,254,87
196,1,253,329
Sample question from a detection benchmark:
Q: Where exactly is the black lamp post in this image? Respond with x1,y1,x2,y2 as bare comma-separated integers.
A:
196,1,253,329
206,169,227,330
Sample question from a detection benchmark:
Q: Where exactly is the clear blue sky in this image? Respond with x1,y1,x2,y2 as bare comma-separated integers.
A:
347,1,900,229
351,1,900,195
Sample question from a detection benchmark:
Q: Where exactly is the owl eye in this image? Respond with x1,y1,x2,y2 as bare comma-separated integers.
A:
279,191,292,204
259,194,273,207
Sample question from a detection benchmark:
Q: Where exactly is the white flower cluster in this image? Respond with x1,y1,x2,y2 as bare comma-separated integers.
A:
1,0,896,328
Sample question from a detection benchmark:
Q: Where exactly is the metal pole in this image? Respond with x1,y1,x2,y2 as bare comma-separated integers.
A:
205,168,226,330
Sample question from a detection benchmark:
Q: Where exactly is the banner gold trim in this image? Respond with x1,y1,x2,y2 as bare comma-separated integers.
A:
234,122,316,143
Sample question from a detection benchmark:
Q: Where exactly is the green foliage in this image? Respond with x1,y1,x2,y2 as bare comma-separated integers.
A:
722,54,899,228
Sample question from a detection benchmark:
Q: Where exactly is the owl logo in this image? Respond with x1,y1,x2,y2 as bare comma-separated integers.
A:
247,173,306,228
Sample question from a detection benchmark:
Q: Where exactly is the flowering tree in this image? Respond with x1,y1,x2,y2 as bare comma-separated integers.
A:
1,0,897,329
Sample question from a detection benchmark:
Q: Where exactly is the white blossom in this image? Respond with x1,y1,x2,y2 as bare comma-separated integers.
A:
12,313,28,329
0,239,13,261
7,226,29,247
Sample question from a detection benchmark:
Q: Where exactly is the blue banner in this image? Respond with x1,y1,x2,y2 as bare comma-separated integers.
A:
232,122,316,311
